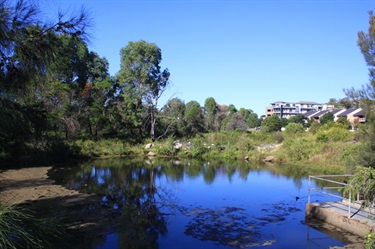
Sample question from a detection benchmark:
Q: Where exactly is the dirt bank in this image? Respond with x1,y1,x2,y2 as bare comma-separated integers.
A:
0,166,119,248
0,166,93,205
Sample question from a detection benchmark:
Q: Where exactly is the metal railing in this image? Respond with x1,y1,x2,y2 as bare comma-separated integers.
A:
308,174,365,218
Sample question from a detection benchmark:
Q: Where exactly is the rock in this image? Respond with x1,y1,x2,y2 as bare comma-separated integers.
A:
174,142,183,150
145,143,152,149
263,156,275,163
148,151,157,157
244,156,249,161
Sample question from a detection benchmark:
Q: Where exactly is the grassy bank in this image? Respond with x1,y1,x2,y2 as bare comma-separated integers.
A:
1,121,362,175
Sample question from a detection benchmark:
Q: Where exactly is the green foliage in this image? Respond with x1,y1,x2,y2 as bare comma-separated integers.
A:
308,121,321,134
261,115,282,132
153,137,177,156
225,113,248,131
246,113,261,128
187,136,207,158
284,123,305,136
0,205,68,249
344,166,375,208
337,116,352,129
118,40,170,140
282,138,316,161
315,123,352,142
73,139,130,157
288,114,306,126
365,232,375,249
340,143,364,169
272,131,284,143
204,97,217,131
319,112,334,125
184,101,205,137
280,118,289,128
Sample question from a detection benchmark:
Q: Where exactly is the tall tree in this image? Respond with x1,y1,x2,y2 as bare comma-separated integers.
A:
118,40,170,141
160,98,185,138
344,11,375,167
204,97,217,131
184,100,205,137
246,113,261,128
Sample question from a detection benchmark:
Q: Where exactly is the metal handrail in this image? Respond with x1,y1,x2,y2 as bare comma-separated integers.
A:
308,175,359,218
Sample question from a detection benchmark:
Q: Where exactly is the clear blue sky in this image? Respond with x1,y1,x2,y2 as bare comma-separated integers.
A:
43,0,373,116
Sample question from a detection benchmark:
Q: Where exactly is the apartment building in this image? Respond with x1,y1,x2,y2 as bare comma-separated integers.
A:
265,101,332,119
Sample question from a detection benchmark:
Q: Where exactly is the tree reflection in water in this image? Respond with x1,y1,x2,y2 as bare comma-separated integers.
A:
49,158,347,249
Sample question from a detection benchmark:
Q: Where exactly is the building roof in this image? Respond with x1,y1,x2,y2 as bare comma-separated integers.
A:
311,110,328,118
353,110,365,117
295,101,321,105
329,109,344,115
337,108,359,117
304,110,319,118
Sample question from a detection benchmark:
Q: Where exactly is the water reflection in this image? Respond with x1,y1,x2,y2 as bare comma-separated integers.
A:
49,158,349,249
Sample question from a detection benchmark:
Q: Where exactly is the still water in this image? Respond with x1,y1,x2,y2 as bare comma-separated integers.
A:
50,158,350,249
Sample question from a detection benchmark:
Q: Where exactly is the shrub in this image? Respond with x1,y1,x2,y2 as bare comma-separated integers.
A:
154,137,177,156
316,127,352,142
344,166,375,208
284,123,305,136
308,121,321,134
187,136,207,158
282,138,316,161
340,143,364,170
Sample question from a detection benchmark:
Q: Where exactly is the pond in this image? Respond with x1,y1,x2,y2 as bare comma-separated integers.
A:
49,158,354,249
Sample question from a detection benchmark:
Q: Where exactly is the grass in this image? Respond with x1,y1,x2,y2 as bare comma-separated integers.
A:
0,205,69,249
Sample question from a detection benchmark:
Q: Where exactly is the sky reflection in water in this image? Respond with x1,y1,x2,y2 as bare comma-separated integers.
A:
55,159,347,249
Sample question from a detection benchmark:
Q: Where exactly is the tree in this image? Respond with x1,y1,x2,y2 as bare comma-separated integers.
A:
288,114,306,126
261,115,281,132
225,113,248,131
0,0,90,97
246,113,261,128
338,97,356,109
0,0,91,157
227,104,237,115
319,112,334,125
284,123,305,135
327,98,338,107
184,101,205,137
204,97,217,132
280,118,289,128
160,98,185,138
343,11,375,167
118,40,170,141
87,52,110,83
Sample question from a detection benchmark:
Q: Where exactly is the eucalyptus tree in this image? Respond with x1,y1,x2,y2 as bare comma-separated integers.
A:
117,40,170,141
184,100,205,137
225,112,248,131
204,97,217,131
246,113,261,128
159,98,185,138
344,11,375,167
220,104,238,131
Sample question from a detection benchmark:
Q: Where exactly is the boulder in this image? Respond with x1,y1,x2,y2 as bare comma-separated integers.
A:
148,151,157,157
174,142,183,150
145,143,152,149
